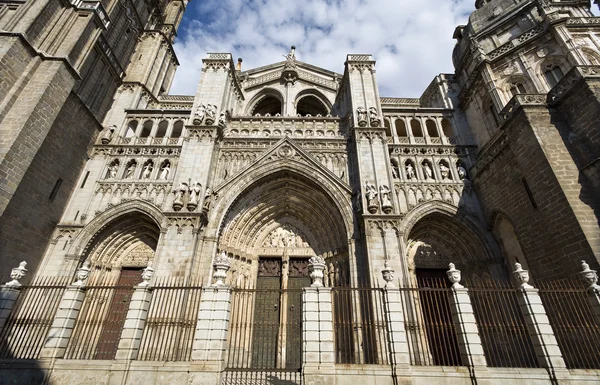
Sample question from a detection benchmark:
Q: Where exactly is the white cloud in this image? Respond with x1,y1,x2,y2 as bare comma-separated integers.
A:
169,0,476,97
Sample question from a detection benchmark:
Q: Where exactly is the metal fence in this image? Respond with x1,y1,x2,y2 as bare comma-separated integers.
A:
467,279,539,368
538,279,600,369
0,277,69,359
137,278,203,361
332,288,390,365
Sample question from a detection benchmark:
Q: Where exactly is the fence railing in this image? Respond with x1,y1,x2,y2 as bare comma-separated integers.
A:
0,277,68,359
538,279,600,369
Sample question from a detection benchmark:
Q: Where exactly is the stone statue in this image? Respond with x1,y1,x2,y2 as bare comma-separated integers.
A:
189,181,202,205
6,261,27,287
205,104,217,125
328,262,336,287
457,165,468,180
422,162,433,180
142,164,153,179
159,163,171,180
365,181,378,213
125,163,136,179
380,185,393,213
139,261,154,287
391,164,399,179
172,181,188,211
218,111,227,128
369,107,380,127
203,187,212,209
108,164,118,179
193,103,206,125
356,107,367,127
439,163,450,180
406,163,416,180
100,125,115,144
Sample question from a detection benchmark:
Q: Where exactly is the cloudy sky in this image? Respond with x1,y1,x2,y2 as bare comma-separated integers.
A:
168,1,484,97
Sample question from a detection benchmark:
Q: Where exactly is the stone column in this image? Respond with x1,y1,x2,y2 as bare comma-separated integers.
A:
303,287,335,383
446,263,487,368
114,287,153,360
513,263,567,372
0,287,21,332
40,286,86,358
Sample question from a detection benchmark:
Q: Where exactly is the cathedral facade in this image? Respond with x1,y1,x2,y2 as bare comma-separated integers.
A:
0,0,599,384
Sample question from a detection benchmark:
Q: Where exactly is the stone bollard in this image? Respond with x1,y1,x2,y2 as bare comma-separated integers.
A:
40,261,91,358
303,286,335,384
580,260,600,318
115,264,155,360
513,263,567,373
446,263,488,368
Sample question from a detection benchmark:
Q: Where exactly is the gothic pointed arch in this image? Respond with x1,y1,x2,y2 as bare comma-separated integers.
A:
294,89,331,116
246,88,285,116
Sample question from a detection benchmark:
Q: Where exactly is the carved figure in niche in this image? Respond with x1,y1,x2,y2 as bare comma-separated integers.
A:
189,181,202,205
100,125,115,144
328,262,336,288
142,163,153,179
323,264,329,287
125,161,136,178
172,181,188,211
406,163,416,180
457,164,468,180
369,107,380,127
380,185,393,213
159,162,171,180
205,104,217,125
365,181,379,213
107,163,119,179
422,161,433,180
356,107,367,127
352,189,362,212
193,103,206,125
203,187,212,210
439,163,450,180
391,163,399,179
218,111,227,128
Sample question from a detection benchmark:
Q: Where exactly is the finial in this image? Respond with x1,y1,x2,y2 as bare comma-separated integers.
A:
6,261,28,288
580,260,600,292
212,251,231,287
513,262,533,289
446,263,463,289
72,260,92,287
308,256,326,287
139,261,155,287
381,260,395,288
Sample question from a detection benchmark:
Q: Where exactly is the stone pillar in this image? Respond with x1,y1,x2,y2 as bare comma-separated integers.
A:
114,287,153,360
513,263,567,372
190,287,232,384
382,288,411,367
0,287,21,332
446,263,487,367
303,287,335,384
40,286,86,358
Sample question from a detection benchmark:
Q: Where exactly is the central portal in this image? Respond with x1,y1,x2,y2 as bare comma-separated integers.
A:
251,256,310,370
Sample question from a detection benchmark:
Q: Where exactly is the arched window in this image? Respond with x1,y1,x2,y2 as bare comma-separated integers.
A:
155,120,168,138
125,120,138,137
426,119,439,137
296,95,328,116
441,119,454,137
253,96,282,116
411,119,423,137
543,63,564,88
384,119,392,139
140,120,153,137
171,120,184,138
509,82,526,96
395,119,407,137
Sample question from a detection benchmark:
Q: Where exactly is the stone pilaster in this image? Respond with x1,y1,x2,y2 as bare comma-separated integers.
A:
40,286,86,358
517,287,567,370
448,287,488,367
0,287,21,332
190,287,231,384
115,287,153,360
382,288,410,367
303,287,335,384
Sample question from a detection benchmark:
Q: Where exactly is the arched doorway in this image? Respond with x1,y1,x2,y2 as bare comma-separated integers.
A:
64,212,160,360
219,171,348,372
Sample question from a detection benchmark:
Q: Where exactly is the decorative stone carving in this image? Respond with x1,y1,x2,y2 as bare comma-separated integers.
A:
365,181,379,213
138,261,154,287
172,181,188,211
580,260,599,292
188,181,202,211
381,260,395,288
202,187,213,213
422,161,434,180
446,263,463,289
213,251,231,287
368,107,380,127
379,185,393,214
5,261,27,287
406,163,416,180
142,162,153,179
457,164,468,180
218,111,227,129
193,103,206,125
263,224,309,248
125,161,136,179
107,159,119,179
72,260,91,287
513,263,532,289
100,125,116,144
308,256,326,287
159,162,171,180
439,163,450,180
205,104,217,125
356,107,368,127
